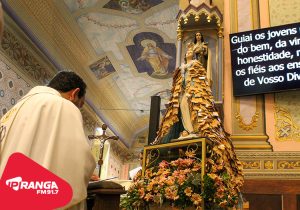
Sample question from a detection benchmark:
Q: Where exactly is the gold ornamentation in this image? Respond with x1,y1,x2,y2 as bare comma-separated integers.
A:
146,149,160,168
264,161,274,169
237,152,300,179
241,160,260,169
217,26,224,38
184,17,188,24
206,15,212,22
177,5,223,26
1,29,53,84
275,106,300,141
177,24,183,41
278,161,300,169
235,111,259,131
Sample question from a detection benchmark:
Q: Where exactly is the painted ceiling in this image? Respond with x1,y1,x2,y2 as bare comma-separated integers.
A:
6,0,179,148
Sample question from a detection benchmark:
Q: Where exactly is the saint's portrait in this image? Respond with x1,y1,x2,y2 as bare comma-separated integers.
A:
127,32,176,79
89,56,116,80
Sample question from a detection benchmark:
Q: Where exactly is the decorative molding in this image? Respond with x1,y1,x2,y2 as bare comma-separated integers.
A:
145,19,177,28
275,105,300,142
237,151,300,179
177,3,223,26
217,26,224,38
264,160,274,170
235,111,259,131
278,161,300,170
110,141,137,162
82,14,138,29
244,173,300,179
231,135,268,140
237,151,300,158
1,28,53,84
81,109,101,134
242,161,261,169
176,23,183,41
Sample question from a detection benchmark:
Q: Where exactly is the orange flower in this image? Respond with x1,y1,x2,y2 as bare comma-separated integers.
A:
184,187,193,197
219,200,228,208
207,173,217,180
207,158,215,164
170,158,181,166
172,169,180,177
182,158,194,167
138,187,145,198
145,168,154,178
146,182,154,191
185,150,196,158
165,186,179,200
216,164,224,170
192,162,202,171
182,168,191,174
216,187,225,198
191,193,202,205
159,160,169,168
165,176,175,186
144,193,153,201
177,174,186,185
158,175,167,184
162,169,171,176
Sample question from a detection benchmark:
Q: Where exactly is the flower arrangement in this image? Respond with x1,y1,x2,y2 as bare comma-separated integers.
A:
121,148,243,210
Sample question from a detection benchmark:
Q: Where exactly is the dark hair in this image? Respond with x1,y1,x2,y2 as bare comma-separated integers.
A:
194,32,204,44
48,70,86,98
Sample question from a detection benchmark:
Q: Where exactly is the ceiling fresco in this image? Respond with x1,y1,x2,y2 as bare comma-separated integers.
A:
103,0,164,14
112,64,172,117
72,0,178,129
127,32,176,79
64,0,99,12
77,13,138,58
89,56,116,80
74,0,178,146
6,0,179,147
144,4,178,40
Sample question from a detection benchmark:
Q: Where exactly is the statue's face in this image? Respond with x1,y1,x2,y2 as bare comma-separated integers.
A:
196,32,202,41
186,50,193,59
147,43,153,48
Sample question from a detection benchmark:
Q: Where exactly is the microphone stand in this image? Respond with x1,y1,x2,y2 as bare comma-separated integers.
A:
88,124,119,177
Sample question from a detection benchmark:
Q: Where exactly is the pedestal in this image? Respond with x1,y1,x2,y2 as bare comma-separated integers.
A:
87,181,126,210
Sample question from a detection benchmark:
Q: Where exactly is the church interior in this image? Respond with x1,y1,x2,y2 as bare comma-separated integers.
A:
1,0,300,209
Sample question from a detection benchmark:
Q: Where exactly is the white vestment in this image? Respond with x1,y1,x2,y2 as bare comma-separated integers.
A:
0,86,96,209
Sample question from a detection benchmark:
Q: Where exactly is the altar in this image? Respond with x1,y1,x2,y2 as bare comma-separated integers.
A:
142,138,211,210
121,136,245,210
87,180,126,210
